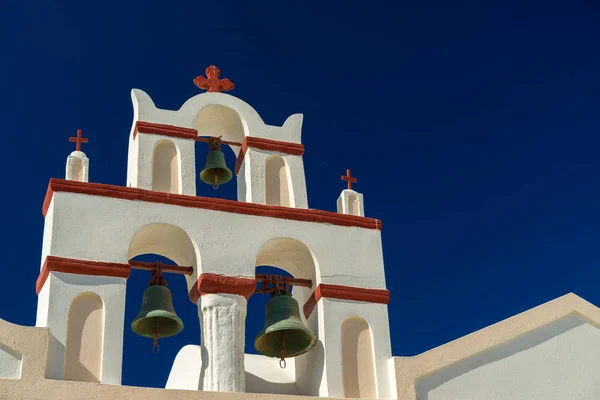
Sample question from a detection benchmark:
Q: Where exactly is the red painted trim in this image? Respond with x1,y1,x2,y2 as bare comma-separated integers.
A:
189,273,256,304
133,121,197,140
234,140,249,175
303,284,390,319
36,256,131,294
234,137,305,175
42,179,382,230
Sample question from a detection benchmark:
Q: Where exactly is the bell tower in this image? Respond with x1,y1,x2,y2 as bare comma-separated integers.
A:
36,66,396,398
36,131,127,384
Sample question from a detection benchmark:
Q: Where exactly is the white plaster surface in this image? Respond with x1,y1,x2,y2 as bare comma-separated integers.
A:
199,294,247,392
245,354,298,395
337,189,364,217
0,344,22,380
66,151,89,182
166,345,202,391
44,191,387,291
35,272,126,385
128,90,309,207
131,90,303,144
416,313,600,400
127,133,195,196
242,149,308,208
315,299,396,399
167,348,299,395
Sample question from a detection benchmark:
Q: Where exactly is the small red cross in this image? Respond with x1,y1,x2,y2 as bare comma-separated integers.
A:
341,169,358,190
193,65,235,93
69,129,88,151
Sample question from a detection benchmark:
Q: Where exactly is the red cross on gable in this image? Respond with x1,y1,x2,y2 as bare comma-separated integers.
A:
193,65,235,93
69,129,88,151
341,169,358,190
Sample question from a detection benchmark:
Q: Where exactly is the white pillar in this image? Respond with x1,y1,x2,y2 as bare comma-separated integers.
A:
198,293,247,392
65,151,89,182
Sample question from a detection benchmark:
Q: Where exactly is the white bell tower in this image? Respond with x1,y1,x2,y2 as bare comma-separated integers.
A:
35,66,396,398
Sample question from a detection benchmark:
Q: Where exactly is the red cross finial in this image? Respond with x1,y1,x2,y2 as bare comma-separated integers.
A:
193,65,235,93
69,129,88,151
341,169,358,190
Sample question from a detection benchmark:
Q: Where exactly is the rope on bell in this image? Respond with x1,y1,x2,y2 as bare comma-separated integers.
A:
208,136,223,151
149,261,167,287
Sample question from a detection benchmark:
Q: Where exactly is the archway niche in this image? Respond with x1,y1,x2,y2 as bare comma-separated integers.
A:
124,223,201,388
152,140,180,194
128,223,199,290
64,292,104,383
247,238,319,396
265,155,292,207
254,237,317,312
341,317,377,399
69,158,85,182
348,193,360,216
193,105,245,197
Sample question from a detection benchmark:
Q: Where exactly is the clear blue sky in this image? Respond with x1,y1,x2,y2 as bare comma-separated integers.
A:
1,0,599,389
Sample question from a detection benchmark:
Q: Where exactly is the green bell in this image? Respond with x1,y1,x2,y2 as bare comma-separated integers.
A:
131,285,184,350
254,293,317,363
200,149,233,189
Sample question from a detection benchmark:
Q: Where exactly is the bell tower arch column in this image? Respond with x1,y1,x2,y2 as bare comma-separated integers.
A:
236,139,308,208
190,274,256,392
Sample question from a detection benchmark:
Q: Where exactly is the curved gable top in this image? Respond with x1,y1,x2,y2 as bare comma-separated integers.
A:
395,292,600,400
130,89,303,144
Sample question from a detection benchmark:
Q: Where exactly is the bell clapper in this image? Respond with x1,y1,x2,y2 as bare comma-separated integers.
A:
213,173,219,190
152,318,160,354
279,331,287,369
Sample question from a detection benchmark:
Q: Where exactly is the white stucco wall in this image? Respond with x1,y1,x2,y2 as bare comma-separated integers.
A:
416,313,600,400
337,190,364,217
65,151,89,182
166,345,202,391
131,90,303,144
0,344,22,380
35,272,126,385
127,133,196,196
315,299,396,399
240,148,308,208
44,191,386,291
245,354,298,395
128,90,308,207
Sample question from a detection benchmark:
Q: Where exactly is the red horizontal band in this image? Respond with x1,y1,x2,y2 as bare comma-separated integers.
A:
42,179,382,230
189,273,256,304
36,256,130,294
303,284,390,319
133,121,197,140
234,137,305,175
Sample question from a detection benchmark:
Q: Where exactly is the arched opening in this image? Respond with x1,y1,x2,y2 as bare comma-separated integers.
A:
152,140,180,194
194,104,246,144
265,155,292,207
342,317,376,398
348,194,360,216
244,238,320,396
64,292,104,382
193,105,245,198
123,224,201,389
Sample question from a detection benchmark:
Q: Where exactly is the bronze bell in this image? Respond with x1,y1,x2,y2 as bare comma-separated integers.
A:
254,293,316,366
131,283,184,353
200,136,232,189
